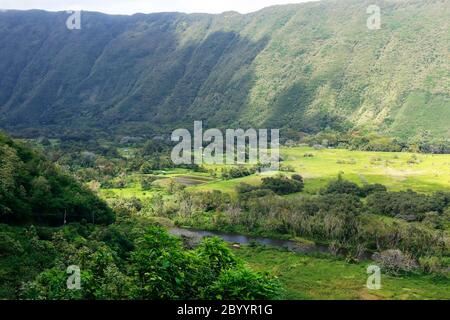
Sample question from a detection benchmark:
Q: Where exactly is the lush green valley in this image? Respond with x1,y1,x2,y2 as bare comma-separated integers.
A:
0,0,449,302
2,134,446,300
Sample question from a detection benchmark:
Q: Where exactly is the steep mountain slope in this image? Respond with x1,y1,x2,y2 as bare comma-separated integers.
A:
0,0,448,138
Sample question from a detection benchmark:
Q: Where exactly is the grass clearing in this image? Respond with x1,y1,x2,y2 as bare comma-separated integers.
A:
100,147,450,199
190,147,450,194
234,246,450,300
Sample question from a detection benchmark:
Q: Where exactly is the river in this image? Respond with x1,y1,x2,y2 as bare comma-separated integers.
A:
169,227,332,255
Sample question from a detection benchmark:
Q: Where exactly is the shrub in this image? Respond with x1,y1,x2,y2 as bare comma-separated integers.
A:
236,183,273,201
261,175,304,195
323,176,387,198
323,178,361,196
373,249,419,275
366,190,447,220
129,227,281,300
221,166,256,180
193,190,231,212
140,176,158,190
195,237,239,276
422,212,445,229
419,256,443,274
203,268,282,300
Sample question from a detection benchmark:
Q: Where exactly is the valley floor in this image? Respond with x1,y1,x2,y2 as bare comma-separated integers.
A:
234,246,450,300
96,146,450,300
192,147,450,194
101,147,450,199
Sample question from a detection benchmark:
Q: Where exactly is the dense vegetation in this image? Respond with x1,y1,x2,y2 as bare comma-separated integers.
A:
0,132,113,225
147,177,450,274
299,130,450,154
20,136,449,275
0,0,449,142
0,218,281,300
0,133,281,300
236,175,304,199
0,0,449,300
1,132,449,300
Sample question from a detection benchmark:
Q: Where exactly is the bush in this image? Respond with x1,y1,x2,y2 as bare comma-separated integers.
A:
261,175,304,195
373,250,419,275
193,191,231,212
195,237,239,276
129,227,281,300
140,176,158,191
366,190,447,220
222,166,256,180
422,212,445,229
236,184,274,202
203,268,282,300
419,256,443,274
323,177,361,196
321,176,387,198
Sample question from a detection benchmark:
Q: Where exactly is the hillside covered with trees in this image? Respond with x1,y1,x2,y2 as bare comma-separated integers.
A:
0,0,448,140
0,132,114,225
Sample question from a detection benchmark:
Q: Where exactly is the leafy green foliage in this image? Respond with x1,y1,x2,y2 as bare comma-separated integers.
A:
203,268,282,300
221,166,257,180
169,177,449,261
322,175,387,197
1,221,281,300
236,175,304,199
0,132,114,225
366,190,450,221
261,175,304,195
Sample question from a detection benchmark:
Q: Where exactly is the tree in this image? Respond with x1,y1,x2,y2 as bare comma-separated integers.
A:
261,175,304,195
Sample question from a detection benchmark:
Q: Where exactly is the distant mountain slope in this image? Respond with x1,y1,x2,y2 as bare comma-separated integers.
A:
0,0,448,138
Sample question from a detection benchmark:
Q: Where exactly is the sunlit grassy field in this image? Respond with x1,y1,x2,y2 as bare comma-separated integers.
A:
100,147,450,199
192,147,450,194
100,168,215,199
234,246,450,300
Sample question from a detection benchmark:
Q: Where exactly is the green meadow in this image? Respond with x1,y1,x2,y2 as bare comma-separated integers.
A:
101,147,450,199
192,147,450,194
234,246,450,300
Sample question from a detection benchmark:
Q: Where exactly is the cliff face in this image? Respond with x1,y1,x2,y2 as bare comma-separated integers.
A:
0,0,448,138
